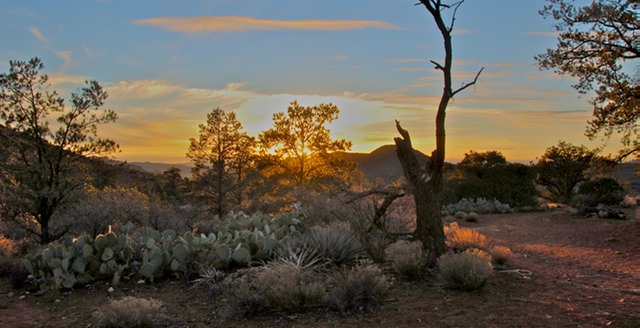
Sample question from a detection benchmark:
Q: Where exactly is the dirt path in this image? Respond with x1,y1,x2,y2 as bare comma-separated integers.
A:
1,208,639,327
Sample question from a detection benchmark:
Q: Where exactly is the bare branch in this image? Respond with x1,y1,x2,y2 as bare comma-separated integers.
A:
430,60,445,71
452,67,484,97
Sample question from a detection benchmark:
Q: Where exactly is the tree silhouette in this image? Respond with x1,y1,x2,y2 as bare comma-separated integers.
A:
259,101,352,187
394,1,482,263
0,58,118,244
535,0,639,160
187,108,255,217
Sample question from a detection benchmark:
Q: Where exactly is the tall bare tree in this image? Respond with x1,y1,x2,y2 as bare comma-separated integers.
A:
394,0,482,263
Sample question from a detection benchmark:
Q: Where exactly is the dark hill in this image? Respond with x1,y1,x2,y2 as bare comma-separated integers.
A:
338,145,430,183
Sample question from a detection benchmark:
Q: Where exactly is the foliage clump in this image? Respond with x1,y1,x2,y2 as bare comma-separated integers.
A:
93,296,164,328
385,240,426,280
437,250,493,291
443,198,513,216
326,261,391,313
444,222,490,253
574,177,625,207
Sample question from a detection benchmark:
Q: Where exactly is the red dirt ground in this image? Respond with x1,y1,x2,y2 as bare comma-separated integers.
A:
1,207,638,327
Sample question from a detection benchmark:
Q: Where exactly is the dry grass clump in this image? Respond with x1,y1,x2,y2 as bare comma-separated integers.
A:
93,296,163,328
488,245,512,266
326,262,391,314
385,240,427,280
437,251,493,291
444,222,489,252
0,235,15,257
255,261,326,313
227,260,326,317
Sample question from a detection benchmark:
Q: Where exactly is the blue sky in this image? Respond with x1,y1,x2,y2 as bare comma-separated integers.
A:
0,0,615,163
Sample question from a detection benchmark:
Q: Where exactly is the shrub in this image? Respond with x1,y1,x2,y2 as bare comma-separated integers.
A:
443,198,513,216
489,245,512,266
93,296,163,328
445,151,537,207
326,262,391,313
307,226,364,267
385,240,426,280
256,261,326,313
226,260,327,317
0,235,15,257
0,257,30,289
466,212,480,222
437,251,493,291
574,177,625,207
444,222,490,252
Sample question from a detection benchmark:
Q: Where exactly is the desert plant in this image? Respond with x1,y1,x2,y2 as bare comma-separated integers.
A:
0,256,30,288
306,225,364,267
437,251,493,291
326,261,391,313
489,245,512,266
443,198,513,216
444,222,490,252
574,177,625,207
0,235,15,257
93,296,163,328
385,240,427,280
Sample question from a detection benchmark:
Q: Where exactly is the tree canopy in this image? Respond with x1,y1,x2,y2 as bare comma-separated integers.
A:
187,108,255,217
536,0,639,160
259,101,352,187
0,57,118,244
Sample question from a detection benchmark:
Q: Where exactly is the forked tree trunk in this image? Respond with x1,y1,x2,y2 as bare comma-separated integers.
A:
394,0,482,264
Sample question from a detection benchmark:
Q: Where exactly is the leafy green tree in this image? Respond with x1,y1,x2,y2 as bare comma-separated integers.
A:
0,58,118,244
187,108,255,217
448,150,537,207
258,101,353,187
535,141,600,203
536,0,639,160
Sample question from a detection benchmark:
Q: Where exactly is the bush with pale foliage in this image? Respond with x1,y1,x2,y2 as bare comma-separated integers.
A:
93,296,164,328
437,251,493,291
385,240,427,280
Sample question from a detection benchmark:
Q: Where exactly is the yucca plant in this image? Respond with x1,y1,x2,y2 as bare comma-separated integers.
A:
307,226,365,267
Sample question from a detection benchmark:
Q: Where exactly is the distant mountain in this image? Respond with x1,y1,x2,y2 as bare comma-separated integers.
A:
127,162,192,177
127,145,428,182
339,145,430,183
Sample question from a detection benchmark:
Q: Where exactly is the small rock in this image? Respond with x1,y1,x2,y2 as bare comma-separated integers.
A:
33,290,45,297
137,279,146,285
18,295,26,300
54,299,61,303
7,292,14,298
107,287,114,293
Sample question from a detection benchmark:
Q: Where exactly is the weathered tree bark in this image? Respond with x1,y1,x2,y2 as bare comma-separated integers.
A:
395,0,483,264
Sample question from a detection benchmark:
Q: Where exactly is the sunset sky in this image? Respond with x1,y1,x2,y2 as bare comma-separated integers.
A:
0,0,620,164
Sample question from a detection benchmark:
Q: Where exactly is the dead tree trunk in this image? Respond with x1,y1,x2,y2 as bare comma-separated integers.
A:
395,0,483,264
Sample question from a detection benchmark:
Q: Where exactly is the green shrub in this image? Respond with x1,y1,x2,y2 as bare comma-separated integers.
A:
93,296,163,328
575,177,625,207
444,222,490,252
307,226,364,267
326,262,391,313
444,151,537,207
385,240,426,280
437,251,493,291
0,257,30,289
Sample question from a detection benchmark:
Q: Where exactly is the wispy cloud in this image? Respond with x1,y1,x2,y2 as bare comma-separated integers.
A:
29,26,48,42
133,16,400,33
333,55,348,61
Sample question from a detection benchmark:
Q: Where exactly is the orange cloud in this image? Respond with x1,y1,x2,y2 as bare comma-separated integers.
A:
133,16,400,33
